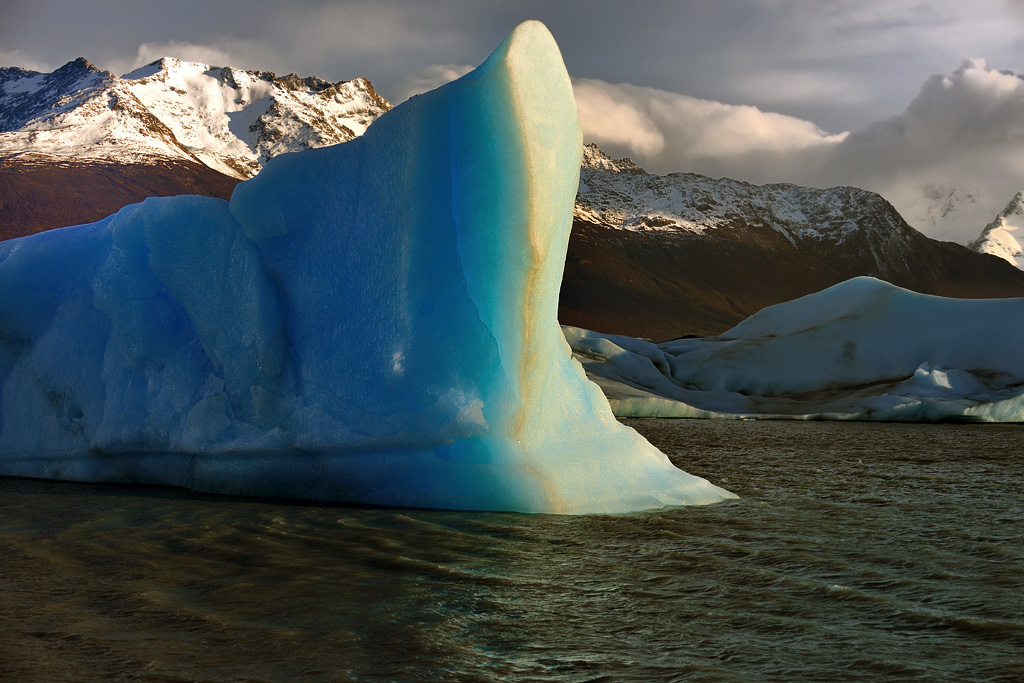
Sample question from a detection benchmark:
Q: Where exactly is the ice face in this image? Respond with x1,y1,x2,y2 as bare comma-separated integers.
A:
0,22,734,513
566,276,1024,422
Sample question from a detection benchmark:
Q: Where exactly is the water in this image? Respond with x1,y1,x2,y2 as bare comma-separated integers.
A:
1,420,1022,682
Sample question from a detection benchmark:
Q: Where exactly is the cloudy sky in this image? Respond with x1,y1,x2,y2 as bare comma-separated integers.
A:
3,0,1024,241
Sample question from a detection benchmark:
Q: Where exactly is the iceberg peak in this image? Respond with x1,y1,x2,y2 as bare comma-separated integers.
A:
0,22,734,513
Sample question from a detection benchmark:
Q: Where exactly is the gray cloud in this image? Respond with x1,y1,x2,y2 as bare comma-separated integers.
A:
820,59,1024,241
0,48,51,73
584,58,1024,243
5,1,1024,133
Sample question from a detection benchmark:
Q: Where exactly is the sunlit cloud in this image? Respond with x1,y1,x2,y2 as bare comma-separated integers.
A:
571,80,666,158
572,78,845,175
818,58,1024,241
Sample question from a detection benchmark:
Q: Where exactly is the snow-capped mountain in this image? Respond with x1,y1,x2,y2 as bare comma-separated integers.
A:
893,184,989,245
0,57,391,178
578,144,911,245
0,56,390,238
0,58,192,165
969,191,1024,270
561,145,1024,338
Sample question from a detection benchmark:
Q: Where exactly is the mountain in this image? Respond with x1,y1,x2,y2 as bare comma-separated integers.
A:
0,57,390,176
969,191,1024,270
557,145,1024,339
896,184,984,244
0,57,390,238
3,59,1024,340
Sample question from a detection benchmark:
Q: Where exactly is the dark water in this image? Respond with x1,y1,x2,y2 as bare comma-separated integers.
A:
2,420,1022,682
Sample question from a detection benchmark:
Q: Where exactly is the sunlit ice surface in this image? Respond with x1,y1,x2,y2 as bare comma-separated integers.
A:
0,21,733,513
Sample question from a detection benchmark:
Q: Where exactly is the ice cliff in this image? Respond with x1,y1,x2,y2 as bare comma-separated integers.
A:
0,22,733,513
567,277,1024,422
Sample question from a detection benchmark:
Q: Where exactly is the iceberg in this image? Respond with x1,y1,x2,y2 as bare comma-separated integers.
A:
566,277,1024,422
0,21,733,513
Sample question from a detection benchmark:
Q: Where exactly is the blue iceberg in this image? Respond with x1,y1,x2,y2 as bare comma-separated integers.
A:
0,22,733,513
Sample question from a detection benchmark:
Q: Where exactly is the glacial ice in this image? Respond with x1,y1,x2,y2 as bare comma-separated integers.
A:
566,277,1024,422
0,21,734,513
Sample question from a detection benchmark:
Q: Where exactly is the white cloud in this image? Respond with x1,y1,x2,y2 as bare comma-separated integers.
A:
396,63,474,102
571,78,845,178
576,59,1024,244
571,80,666,158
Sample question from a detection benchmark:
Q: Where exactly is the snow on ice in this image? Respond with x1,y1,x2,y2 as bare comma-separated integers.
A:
0,22,734,513
567,277,1024,422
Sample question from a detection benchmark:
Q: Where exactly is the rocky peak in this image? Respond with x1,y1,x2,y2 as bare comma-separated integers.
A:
968,190,1024,269
577,144,911,250
0,57,113,131
0,54,393,179
1002,191,1024,217
581,143,646,174
343,77,391,110
56,57,106,77
275,72,335,93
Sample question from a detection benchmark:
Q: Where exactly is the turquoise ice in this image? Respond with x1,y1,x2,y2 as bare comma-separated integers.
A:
0,22,733,513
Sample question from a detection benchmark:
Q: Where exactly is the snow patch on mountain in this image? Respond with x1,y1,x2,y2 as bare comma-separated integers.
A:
0,59,200,166
969,191,1024,269
0,58,108,130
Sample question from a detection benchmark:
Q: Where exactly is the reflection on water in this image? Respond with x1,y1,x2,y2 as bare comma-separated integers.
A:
1,420,1022,682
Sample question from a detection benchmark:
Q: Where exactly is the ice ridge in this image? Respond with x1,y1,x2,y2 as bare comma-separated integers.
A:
565,277,1024,422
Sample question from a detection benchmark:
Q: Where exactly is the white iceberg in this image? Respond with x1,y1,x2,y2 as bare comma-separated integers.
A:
0,22,733,513
567,277,1024,422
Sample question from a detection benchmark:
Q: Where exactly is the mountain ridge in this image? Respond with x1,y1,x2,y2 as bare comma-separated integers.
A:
0,56,391,238
2,59,1024,338
0,56,391,178
969,191,1024,270
562,145,1024,338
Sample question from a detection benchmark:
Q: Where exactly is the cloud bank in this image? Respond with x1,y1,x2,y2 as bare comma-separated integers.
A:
572,78,846,179
576,60,1024,244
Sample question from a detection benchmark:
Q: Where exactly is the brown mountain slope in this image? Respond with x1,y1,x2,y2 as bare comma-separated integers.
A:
559,147,1024,340
0,155,240,240
559,217,1024,340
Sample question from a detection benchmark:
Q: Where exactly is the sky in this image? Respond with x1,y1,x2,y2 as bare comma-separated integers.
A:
3,0,1024,242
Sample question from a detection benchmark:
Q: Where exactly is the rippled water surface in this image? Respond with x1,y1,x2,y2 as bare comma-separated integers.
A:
2,420,1022,682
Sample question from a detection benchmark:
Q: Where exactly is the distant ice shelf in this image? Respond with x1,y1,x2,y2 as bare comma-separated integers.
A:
566,277,1024,422
0,21,734,513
